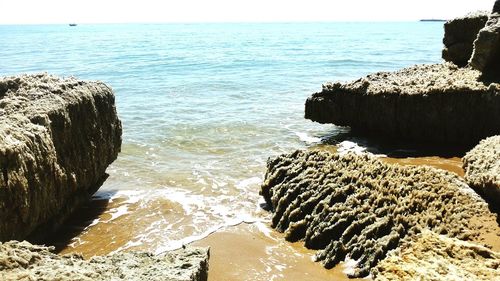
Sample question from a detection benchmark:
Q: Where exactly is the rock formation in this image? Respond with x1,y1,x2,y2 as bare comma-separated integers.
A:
0,240,209,281
307,2,500,143
463,135,500,206
469,7,500,76
305,63,500,145
0,73,122,241
261,150,499,278
372,230,500,281
442,11,489,67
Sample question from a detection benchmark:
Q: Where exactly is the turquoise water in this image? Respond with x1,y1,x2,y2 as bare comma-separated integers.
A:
0,23,444,253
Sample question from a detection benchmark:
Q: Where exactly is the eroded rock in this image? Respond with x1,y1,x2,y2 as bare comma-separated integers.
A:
261,150,498,277
305,63,500,145
372,230,500,281
443,11,489,67
470,8,500,76
0,240,209,281
463,135,500,205
0,73,122,241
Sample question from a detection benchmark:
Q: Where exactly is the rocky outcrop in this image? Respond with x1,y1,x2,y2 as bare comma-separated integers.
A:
261,150,498,278
373,230,500,281
442,11,489,67
306,2,500,143
0,240,209,281
469,9,500,76
463,135,500,205
0,73,122,241
305,63,500,145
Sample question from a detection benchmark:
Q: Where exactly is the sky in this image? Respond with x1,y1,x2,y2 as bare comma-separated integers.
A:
0,0,495,24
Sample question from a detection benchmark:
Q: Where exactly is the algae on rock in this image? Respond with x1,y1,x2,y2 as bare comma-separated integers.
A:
0,73,122,241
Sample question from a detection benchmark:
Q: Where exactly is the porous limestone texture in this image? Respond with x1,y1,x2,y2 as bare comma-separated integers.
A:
305,63,500,145
463,135,500,205
470,11,500,76
443,11,489,67
261,150,498,278
0,73,122,241
372,230,500,281
0,240,209,281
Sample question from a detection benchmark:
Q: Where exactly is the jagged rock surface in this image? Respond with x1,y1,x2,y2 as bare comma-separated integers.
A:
463,135,500,205
305,63,500,145
372,230,500,281
0,240,209,281
0,73,122,241
470,8,500,75
443,11,489,67
261,150,498,278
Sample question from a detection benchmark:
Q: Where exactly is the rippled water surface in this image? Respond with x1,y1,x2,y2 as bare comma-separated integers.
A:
1,22,447,279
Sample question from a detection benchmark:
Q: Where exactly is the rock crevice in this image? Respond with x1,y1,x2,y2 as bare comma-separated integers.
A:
470,1,500,75
442,11,489,67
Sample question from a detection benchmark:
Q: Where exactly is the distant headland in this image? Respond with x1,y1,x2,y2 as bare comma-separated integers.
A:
419,19,447,22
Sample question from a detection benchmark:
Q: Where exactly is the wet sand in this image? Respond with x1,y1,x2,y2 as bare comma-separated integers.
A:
381,156,464,177
317,141,465,177
54,192,365,280
50,149,499,281
191,223,364,281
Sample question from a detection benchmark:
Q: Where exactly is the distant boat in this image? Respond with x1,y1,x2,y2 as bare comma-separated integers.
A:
69,23,77,27
420,19,446,22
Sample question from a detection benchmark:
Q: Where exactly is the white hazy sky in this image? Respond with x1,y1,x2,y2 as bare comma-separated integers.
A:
0,0,495,24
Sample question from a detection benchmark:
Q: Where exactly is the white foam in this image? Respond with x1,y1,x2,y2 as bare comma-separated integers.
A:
88,186,267,257
343,255,360,277
87,218,101,228
274,264,286,272
107,205,129,221
337,140,367,155
255,221,275,240
236,176,262,189
153,224,223,255
295,132,322,144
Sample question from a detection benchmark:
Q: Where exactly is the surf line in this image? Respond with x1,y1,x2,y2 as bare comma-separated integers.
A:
154,218,264,256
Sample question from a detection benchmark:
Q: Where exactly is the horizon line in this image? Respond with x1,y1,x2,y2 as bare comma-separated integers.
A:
0,19,450,26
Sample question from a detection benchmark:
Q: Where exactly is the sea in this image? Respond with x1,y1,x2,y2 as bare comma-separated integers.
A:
0,22,446,280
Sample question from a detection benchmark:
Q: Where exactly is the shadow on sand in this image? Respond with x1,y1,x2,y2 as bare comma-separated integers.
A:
316,127,470,159
40,190,117,253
